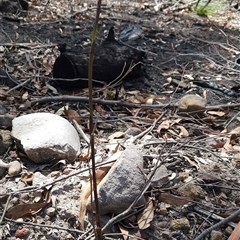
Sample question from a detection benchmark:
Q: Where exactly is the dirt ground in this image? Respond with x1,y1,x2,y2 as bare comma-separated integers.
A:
0,0,240,239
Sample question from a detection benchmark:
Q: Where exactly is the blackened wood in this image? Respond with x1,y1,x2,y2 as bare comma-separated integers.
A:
52,27,144,90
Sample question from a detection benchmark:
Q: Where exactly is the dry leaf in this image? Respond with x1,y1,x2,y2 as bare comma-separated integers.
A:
183,155,200,169
97,122,114,130
95,104,109,117
230,126,240,135
228,221,240,240
177,126,189,137
108,131,125,140
79,164,113,230
157,120,170,134
64,108,82,124
207,110,226,117
137,198,154,230
6,188,51,219
21,172,34,185
224,138,233,151
118,225,129,240
158,192,192,206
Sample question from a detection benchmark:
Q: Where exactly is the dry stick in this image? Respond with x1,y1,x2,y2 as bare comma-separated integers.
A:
88,0,103,238
72,119,90,144
131,110,167,144
194,207,240,240
31,96,240,110
0,193,12,225
5,217,85,235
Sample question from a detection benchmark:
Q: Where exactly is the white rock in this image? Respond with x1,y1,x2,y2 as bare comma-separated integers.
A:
12,113,80,163
86,144,145,215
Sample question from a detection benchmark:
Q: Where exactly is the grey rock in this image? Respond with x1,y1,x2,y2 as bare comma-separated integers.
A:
0,114,14,129
0,101,8,115
11,113,80,163
86,144,145,215
150,165,169,188
0,129,13,154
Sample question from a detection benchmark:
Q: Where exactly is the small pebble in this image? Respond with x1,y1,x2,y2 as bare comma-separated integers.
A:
51,171,61,177
46,207,56,217
15,227,30,238
210,230,222,240
157,221,169,228
225,226,233,236
162,230,172,239
178,94,207,112
170,217,190,230
63,168,72,175
8,161,22,176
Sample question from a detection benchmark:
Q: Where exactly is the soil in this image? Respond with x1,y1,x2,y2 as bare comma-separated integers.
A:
0,0,240,239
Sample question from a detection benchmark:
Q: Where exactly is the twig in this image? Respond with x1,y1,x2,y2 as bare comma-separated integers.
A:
193,206,236,229
0,193,12,225
194,207,240,240
4,217,85,235
30,96,240,110
72,119,90,145
88,0,103,238
131,110,167,143
6,78,33,93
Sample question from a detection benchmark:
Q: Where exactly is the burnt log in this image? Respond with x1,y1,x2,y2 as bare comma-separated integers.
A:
52,27,144,90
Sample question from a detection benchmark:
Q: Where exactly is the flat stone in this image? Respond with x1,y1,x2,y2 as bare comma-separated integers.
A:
11,113,80,163
86,144,145,215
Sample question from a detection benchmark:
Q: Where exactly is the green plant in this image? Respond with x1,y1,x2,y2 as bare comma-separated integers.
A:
193,0,224,16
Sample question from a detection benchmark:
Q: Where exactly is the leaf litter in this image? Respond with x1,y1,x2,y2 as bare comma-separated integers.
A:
0,0,240,239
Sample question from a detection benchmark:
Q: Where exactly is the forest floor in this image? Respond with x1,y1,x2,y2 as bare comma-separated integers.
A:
0,0,240,239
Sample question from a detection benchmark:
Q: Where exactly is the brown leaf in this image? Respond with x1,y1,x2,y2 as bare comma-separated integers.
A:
228,221,240,240
21,172,34,185
158,192,192,206
207,110,226,117
137,198,154,230
64,108,82,124
177,126,189,137
95,104,109,117
79,164,113,230
108,131,125,140
230,126,240,135
6,188,51,219
157,120,170,134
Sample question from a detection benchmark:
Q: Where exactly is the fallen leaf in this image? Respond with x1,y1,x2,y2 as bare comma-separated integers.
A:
137,197,154,230
118,225,129,240
207,110,226,117
21,172,34,185
224,138,233,151
108,131,125,140
157,120,170,134
64,108,83,124
177,126,189,137
97,122,114,130
230,126,240,135
6,188,51,219
95,104,109,117
79,164,113,230
228,221,240,240
158,192,192,206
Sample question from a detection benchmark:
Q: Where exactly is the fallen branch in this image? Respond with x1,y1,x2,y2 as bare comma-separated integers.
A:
30,95,240,110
